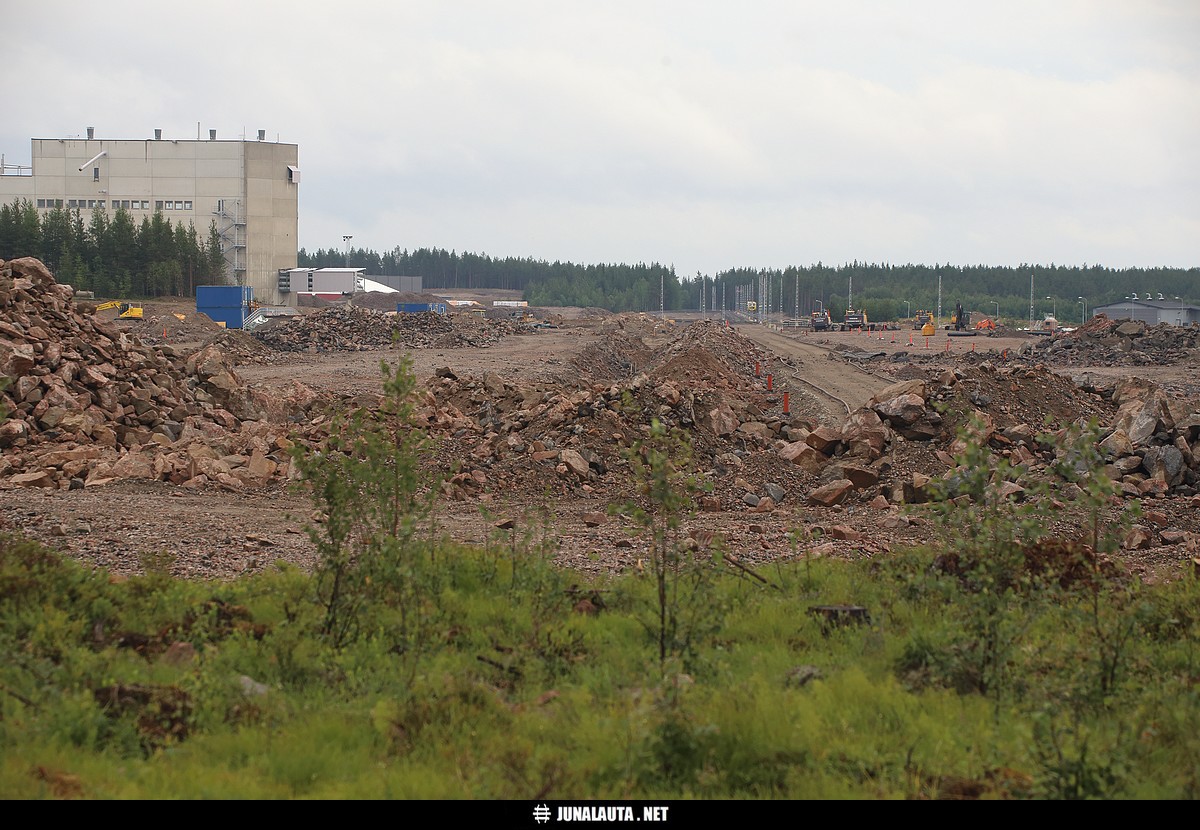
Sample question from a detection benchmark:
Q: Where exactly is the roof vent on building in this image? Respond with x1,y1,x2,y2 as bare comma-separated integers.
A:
258,129,266,141
155,129,162,140
209,129,217,141
87,127,95,140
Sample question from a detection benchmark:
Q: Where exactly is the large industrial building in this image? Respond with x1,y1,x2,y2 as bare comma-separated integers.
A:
0,126,298,304
1092,296,1199,327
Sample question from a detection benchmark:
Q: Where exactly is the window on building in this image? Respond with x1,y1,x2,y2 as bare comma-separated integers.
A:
93,167,100,182
174,201,183,210
156,201,164,210
184,201,192,210
55,199,63,208
37,199,45,208
68,200,77,208
140,200,148,210
165,201,174,210
122,200,130,209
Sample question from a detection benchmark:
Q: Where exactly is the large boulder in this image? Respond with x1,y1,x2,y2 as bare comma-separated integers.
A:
808,479,854,507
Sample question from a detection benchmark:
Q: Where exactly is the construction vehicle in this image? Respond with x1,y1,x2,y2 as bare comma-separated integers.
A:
949,302,967,331
840,307,868,331
745,301,758,313
93,300,144,319
975,317,997,334
810,307,832,331
912,309,933,330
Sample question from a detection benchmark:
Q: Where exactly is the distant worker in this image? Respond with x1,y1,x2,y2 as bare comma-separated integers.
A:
954,302,966,331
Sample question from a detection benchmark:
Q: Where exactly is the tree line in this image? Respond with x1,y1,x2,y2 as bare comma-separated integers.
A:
302,245,1197,321
0,199,228,298
3,203,1192,319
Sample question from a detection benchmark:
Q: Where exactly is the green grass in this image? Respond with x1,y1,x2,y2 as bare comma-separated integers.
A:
2,528,1198,800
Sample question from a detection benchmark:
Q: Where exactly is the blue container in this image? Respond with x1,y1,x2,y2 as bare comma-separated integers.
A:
197,285,253,329
197,305,248,329
197,285,254,309
397,302,446,314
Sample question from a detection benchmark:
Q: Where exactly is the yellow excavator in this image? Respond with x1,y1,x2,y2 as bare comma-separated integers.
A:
94,300,144,319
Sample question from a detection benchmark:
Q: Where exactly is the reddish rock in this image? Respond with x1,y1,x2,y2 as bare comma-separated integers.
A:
697,495,722,512
826,524,863,541
837,463,879,490
779,441,827,475
699,401,738,436
1122,526,1153,550
751,496,776,513
806,426,843,455
8,470,56,488
558,449,591,478
868,379,927,405
1142,509,1170,527
872,393,926,428
1159,529,1190,545
808,479,853,507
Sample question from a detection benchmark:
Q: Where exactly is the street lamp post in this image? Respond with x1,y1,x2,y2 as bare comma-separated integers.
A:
992,301,999,320
904,300,910,318
342,235,353,268
1046,296,1056,318
1078,297,1086,325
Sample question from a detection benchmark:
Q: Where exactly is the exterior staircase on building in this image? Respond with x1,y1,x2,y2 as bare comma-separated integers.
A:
243,306,299,332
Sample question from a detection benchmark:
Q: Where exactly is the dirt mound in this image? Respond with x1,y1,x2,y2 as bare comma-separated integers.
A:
568,334,657,384
121,311,225,343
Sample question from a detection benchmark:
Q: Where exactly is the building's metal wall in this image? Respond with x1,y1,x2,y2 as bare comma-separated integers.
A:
0,131,298,305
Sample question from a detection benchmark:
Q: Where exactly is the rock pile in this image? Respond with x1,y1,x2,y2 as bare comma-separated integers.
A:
3,257,1197,559
419,336,1198,556
1032,315,1199,368
0,258,312,490
251,305,520,352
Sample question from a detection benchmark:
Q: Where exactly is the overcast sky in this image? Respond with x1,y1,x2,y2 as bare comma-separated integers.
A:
5,1,1198,275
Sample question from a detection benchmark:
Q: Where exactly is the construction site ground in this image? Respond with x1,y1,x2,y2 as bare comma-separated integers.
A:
3,281,1199,587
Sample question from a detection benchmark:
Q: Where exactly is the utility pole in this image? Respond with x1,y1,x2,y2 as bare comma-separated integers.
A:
1029,270,1035,329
